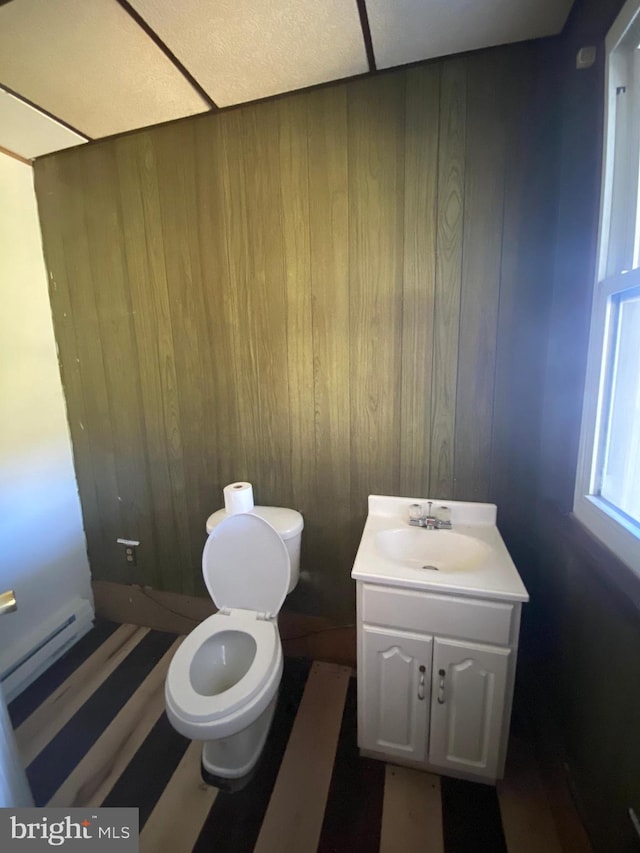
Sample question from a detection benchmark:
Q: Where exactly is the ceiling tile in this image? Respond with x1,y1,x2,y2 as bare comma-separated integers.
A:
0,0,210,139
0,89,86,160
128,0,369,107
365,0,574,69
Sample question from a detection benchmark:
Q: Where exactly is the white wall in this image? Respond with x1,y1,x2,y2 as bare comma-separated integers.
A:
0,153,93,684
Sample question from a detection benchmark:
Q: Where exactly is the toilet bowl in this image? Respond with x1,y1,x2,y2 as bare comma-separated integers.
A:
164,510,301,779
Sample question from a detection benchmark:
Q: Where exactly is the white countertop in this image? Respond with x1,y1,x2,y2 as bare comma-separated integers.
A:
351,496,529,603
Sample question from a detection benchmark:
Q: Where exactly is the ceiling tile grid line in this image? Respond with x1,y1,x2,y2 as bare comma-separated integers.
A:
0,0,210,139
0,82,90,141
356,0,377,72
114,0,219,110
126,0,370,107
0,87,88,161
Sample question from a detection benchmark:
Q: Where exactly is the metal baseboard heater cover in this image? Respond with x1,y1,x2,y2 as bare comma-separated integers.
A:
0,597,94,703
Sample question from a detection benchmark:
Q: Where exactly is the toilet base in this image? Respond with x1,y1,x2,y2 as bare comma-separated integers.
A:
201,759,258,793
201,691,278,780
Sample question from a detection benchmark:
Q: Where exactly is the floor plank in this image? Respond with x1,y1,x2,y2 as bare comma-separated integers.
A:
317,678,385,853
253,661,351,853
8,620,121,728
102,712,190,829
191,658,311,853
16,624,149,766
498,737,564,853
140,740,218,853
47,637,182,807
441,777,507,853
380,765,444,853
17,625,591,853
27,629,178,805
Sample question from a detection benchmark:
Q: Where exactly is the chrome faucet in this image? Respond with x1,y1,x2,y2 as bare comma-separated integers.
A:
408,501,452,530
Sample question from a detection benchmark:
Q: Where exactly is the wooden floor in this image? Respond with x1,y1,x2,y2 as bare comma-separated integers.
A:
9,621,575,853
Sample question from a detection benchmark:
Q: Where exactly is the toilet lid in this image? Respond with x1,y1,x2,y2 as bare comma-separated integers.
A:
202,512,291,615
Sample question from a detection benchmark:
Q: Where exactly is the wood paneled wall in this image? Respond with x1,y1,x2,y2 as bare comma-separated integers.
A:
34,45,553,619
529,1,640,850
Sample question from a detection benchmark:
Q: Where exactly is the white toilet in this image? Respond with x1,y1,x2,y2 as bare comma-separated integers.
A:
164,506,303,780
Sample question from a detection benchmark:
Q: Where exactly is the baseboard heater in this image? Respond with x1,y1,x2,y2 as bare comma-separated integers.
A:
0,596,94,703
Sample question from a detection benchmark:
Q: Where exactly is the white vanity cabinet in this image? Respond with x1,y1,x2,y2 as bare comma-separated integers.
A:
356,581,522,782
428,638,510,778
361,625,433,764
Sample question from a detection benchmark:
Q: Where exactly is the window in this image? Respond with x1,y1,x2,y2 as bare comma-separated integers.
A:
574,0,640,574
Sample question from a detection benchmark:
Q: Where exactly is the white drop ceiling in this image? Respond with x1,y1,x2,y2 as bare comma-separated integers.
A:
0,0,575,162
0,89,85,160
128,0,369,107
366,0,575,69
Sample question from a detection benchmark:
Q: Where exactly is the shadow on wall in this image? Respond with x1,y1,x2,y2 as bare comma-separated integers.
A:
0,443,94,651
0,152,92,687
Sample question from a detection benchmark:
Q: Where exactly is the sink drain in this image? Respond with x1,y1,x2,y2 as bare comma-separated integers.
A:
421,565,439,571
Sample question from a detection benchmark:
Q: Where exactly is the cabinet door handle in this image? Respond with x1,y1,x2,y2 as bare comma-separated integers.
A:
418,665,426,700
437,668,446,704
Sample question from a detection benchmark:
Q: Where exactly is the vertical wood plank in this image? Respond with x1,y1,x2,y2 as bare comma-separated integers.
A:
454,51,509,501
193,114,239,501
400,64,440,498
115,132,190,591
217,108,253,482
153,121,214,592
492,46,554,537
491,48,531,528
278,95,315,513
81,143,159,585
431,59,467,500
237,101,290,503
348,74,405,504
217,103,291,505
306,85,351,615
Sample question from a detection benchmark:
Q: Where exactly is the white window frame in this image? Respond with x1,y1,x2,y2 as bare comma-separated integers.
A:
574,0,640,575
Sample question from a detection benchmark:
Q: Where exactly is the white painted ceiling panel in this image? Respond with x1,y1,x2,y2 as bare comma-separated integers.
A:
0,0,210,139
366,0,574,69
0,89,86,160
128,0,369,107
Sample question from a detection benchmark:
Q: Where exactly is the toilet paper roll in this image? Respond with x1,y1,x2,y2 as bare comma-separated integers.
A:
223,482,254,514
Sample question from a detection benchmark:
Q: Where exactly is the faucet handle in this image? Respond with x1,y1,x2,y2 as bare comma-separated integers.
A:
409,503,425,525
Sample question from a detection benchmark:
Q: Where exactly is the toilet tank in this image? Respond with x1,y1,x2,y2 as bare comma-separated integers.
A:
206,506,304,594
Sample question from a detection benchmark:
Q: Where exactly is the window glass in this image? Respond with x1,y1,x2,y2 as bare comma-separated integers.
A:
574,0,640,574
598,287,640,526
605,20,640,276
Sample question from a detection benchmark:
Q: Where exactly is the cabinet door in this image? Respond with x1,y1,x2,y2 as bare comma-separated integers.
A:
360,626,432,763
429,638,510,779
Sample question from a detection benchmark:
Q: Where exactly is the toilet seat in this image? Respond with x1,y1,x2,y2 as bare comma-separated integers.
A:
166,512,290,740
165,610,279,725
202,512,291,614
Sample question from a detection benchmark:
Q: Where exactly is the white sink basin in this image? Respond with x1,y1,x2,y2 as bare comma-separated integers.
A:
351,495,529,601
375,528,492,572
